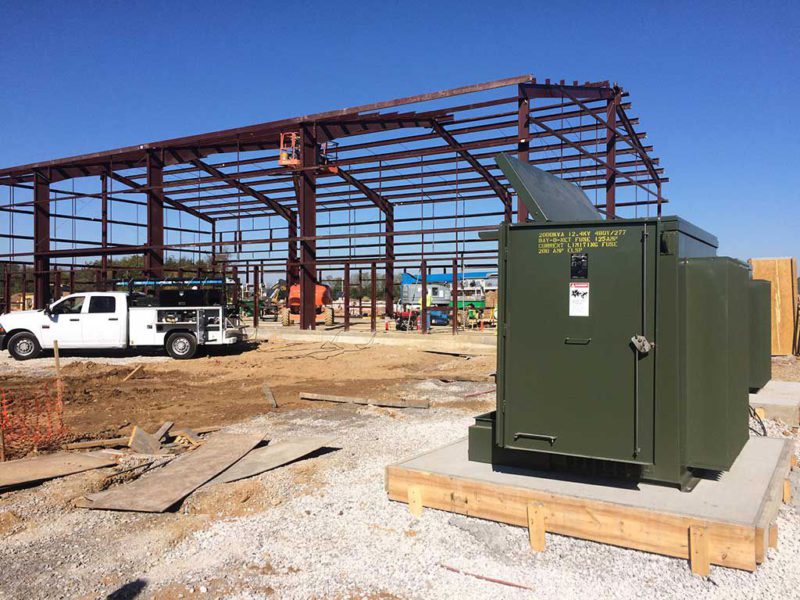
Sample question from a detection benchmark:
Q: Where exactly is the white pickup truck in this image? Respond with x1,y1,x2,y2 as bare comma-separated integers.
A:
0,291,246,361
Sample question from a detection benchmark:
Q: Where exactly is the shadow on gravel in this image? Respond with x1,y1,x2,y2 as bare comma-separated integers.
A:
106,578,147,600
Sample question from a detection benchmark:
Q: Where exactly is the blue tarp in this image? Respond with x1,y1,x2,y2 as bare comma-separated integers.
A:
400,271,493,285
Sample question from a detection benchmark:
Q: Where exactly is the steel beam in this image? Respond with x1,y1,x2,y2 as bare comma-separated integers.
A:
330,167,391,215
108,171,213,224
145,152,165,277
33,170,50,308
299,124,318,330
190,158,294,223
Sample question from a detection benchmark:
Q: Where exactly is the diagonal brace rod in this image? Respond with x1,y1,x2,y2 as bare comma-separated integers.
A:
429,120,511,208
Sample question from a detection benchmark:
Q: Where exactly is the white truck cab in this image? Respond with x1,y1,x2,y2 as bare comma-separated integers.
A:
0,291,245,361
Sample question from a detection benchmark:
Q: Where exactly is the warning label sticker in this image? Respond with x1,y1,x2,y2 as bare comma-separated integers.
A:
569,282,590,317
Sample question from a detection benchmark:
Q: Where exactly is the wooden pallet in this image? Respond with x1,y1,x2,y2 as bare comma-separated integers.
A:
386,438,795,575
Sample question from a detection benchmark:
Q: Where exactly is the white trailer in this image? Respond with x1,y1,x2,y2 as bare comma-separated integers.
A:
0,291,246,361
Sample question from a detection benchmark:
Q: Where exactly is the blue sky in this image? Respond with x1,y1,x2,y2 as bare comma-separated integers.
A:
0,0,798,260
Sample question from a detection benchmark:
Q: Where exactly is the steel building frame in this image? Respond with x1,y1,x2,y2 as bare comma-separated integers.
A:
0,75,667,329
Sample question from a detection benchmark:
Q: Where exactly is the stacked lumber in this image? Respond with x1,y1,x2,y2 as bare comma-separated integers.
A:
749,258,799,355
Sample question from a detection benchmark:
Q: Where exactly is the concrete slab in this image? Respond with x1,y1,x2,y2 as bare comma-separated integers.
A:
250,324,496,355
391,437,786,526
750,380,800,425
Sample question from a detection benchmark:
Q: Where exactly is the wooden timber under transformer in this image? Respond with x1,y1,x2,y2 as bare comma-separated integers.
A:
386,437,795,574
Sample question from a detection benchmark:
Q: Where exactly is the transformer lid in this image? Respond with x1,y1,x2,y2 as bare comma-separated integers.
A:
495,153,603,222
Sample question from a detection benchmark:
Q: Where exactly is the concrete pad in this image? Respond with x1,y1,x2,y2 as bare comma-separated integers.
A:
392,437,786,526
251,325,496,355
750,380,800,425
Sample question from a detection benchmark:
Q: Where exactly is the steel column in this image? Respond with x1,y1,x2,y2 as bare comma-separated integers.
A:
3,268,10,314
210,221,216,271
53,268,61,299
33,170,50,308
253,264,260,328
605,93,619,218
452,258,458,335
370,261,377,333
145,151,165,277
101,173,109,289
287,216,299,286
384,207,394,317
517,85,530,222
420,260,428,334
299,124,318,330
344,263,351,332
232,266,239,305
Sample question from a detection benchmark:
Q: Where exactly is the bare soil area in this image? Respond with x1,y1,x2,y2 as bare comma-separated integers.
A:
0,339,495,454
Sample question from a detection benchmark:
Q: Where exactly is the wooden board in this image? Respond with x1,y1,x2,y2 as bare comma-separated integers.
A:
64,425,221,450
128,426,162,454
749,258,799,356
0,452,116,489
80,432,264,512
386,438,793,572
208,436,334,485
299,392,429,409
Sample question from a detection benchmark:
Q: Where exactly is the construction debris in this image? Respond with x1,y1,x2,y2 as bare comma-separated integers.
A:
127,426,163,455
262,383,278,408
172,427,203,447
79,432,264,512
64,425,221,450
299,392,429,409
121,365,143,382
153,421,175,442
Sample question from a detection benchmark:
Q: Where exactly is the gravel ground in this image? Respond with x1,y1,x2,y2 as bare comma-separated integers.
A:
0,375,798,598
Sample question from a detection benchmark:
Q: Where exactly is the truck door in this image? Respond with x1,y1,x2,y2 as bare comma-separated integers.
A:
41,295,87,348
82,295,126,347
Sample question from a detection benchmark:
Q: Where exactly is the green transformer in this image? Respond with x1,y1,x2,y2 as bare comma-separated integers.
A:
468,155,770,490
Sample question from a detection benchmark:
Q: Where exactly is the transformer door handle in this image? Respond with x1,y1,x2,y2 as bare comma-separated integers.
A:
69,318,80,322
564,337,591,345
514,432,557,445
108,318,119,321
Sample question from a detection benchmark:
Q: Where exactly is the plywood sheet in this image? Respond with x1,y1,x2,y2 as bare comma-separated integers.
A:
749,257,798,355
81,432,263,512
0,453,116,489
208,436,334,484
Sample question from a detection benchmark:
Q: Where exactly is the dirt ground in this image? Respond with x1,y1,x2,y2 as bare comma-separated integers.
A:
0,339,495,456
0,343,798,599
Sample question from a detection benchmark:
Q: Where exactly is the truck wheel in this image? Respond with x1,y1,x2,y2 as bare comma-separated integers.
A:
8,332,42,361
324,307,334,326
166,332,197,360
280,308,291,327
